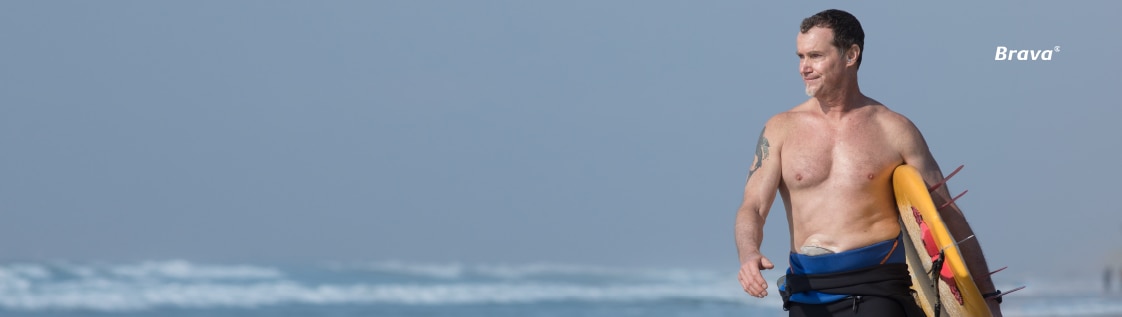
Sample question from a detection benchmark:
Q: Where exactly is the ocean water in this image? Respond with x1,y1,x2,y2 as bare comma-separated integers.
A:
0,260,1119,317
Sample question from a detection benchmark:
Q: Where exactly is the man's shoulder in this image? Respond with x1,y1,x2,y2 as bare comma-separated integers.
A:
768,101,816,124
866,103,925,146
760,100,828,137
761,108,805,135
867,101,917,131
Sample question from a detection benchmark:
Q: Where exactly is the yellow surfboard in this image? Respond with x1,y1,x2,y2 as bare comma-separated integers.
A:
894,165,990,317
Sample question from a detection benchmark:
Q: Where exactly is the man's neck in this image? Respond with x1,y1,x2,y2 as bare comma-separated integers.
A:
814,81,865,118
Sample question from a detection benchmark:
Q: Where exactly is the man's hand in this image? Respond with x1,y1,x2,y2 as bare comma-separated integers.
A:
738,252,775,298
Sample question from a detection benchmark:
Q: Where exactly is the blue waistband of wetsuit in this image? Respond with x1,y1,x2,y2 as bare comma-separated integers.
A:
779,233,905,304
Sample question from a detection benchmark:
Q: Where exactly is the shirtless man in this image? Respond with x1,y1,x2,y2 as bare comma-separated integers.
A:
734,9,1003,316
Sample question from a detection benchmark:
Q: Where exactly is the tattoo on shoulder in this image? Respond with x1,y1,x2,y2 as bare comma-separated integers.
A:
749,127,770,178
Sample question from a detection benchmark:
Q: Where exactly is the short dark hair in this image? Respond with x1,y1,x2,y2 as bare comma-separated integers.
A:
800,9,865,69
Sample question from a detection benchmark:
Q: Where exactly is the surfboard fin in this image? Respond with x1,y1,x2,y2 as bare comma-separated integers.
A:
939,190,968,210
938,234,976,254
984,285,1026,303
996,286,1026,297
928,164,964,192
983,267,1025,302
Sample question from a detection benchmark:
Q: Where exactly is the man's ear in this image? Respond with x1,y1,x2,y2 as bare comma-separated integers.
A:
847,44,860,66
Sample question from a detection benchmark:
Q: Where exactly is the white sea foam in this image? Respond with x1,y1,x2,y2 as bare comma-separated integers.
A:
106,260,283,280
327,261,725,282
0,277,755,311
2,260,1117,315
1003,296,1122,317
473,263,696,280
0,264,53,293
0,260,765,312
325,261,466,279
0,264,52,280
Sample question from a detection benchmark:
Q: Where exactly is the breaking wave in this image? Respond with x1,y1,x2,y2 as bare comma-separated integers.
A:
2,260,1117,316
323,260,724,282
0,260,755,312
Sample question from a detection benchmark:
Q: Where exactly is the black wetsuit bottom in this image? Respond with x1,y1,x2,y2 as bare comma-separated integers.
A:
788,295,914,317
782,263,924,317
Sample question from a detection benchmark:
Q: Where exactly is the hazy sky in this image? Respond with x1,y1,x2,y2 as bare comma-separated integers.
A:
2,1,1120,277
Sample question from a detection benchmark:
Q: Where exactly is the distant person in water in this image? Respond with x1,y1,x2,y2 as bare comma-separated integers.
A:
1109,267,1116,294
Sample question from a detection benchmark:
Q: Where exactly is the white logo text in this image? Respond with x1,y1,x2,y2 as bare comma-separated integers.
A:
994,46,1060,61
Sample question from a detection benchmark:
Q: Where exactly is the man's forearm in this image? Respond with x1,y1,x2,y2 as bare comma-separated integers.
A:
735,208,766,261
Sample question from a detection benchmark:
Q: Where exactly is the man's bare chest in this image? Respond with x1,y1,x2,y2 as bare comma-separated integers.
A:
780,127,900,189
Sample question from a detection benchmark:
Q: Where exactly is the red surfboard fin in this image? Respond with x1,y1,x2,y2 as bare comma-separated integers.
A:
928,165,964,192
995,286,1026,298
939,190,968,210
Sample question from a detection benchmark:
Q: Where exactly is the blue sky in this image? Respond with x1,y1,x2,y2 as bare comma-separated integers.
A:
2,1,1120,278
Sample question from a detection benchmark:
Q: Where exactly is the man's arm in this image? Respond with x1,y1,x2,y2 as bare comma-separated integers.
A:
736,120,784,298
895,116,1003,315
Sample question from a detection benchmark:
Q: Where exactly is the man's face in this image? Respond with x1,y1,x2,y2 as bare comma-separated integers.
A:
796,27,845,97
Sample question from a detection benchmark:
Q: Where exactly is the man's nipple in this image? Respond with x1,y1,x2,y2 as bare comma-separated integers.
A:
868,173,875,180
795,174,803,181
